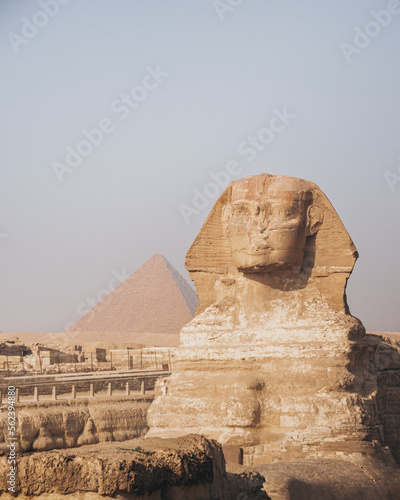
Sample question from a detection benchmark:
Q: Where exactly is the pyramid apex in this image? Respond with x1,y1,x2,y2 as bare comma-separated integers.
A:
149,253,165,260
146,254,169,266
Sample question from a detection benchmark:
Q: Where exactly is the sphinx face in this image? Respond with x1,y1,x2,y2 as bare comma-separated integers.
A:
223,190,311,273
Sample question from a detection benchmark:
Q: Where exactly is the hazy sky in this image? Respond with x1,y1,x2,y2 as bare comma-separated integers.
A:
1,0,399,333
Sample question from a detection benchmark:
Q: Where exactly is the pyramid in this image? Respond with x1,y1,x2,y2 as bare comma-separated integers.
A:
66,254,198,344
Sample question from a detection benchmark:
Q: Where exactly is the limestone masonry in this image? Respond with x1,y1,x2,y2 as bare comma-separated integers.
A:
148,173,400,466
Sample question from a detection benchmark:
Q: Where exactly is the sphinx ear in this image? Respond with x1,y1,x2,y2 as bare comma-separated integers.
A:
305,205,323,236
222,204,232,228
222,204,232,217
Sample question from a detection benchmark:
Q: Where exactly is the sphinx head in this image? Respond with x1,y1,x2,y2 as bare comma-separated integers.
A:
186,174,358,314
221,176,323,273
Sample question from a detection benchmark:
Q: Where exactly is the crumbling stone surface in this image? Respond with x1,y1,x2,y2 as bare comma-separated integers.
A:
0,435,235,499
0,397,151,454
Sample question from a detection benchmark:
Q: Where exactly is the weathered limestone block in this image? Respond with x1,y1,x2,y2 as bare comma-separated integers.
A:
148,174,400,465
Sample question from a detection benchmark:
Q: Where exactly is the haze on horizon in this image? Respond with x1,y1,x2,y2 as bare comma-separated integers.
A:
1,0,399,333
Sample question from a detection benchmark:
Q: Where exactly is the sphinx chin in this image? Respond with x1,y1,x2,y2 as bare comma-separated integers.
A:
233,250,303,274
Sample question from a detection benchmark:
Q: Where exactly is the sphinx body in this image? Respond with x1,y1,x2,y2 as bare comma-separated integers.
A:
148,174,400,465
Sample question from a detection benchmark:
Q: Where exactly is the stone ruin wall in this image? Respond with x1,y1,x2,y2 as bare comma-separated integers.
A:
0,373,169,455
0,395,153,454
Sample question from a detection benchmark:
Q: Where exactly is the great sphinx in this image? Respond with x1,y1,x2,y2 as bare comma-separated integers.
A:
148,174,400,465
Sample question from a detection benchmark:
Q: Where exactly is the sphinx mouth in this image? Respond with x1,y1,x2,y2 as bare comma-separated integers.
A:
246,247,272,255
248,238,271,253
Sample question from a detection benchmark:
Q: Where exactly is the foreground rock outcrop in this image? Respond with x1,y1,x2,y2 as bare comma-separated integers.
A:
148,174,400,466
0,435,237,499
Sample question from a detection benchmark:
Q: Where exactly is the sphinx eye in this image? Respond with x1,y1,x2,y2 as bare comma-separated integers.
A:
255,206,261,216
